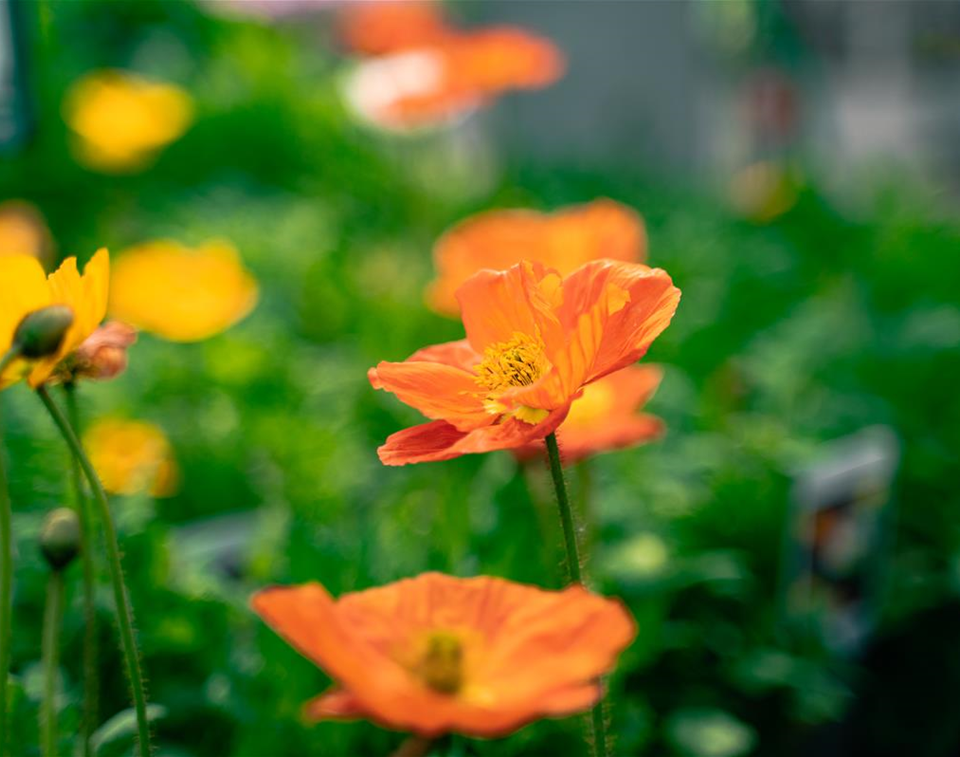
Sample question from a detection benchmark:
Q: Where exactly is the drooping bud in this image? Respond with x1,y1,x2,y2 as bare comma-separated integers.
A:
13,306,74,359
39,508,81,571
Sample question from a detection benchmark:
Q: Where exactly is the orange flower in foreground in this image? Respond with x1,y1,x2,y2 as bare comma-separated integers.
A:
345,27,564,131
339,0,451,56
252,572,635,737
428,200,647,316
369,259,680,465
515,365,664,463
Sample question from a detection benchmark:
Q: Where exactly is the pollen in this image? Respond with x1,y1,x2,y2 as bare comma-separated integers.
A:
475,332,547,394
411,631,464,695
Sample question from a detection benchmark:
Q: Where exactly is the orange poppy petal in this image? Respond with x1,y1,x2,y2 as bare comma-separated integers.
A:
303,688,365,722
429,199,645,317
456,260,563,354
338,1,452,56
377,405,569,466
553,414,665,464
558,260,680,388
406,338,481,371
369,359,488,430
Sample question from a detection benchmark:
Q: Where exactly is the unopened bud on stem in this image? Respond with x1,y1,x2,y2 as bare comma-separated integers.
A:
14,306,74,359
39,508,81,571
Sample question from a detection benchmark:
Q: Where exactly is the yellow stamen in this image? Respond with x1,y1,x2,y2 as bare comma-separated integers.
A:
475,331,547,392
411,631,463,695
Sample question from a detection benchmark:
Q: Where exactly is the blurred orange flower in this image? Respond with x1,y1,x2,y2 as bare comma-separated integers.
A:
515,365,664,463
84,418,178,497
345,27,564,130
109,240,258,342
63,70,193,173
0,201,53,264
369,259,680,465
339,1,452,56
0,250,110,389
428,200,647,316
252,572,635,738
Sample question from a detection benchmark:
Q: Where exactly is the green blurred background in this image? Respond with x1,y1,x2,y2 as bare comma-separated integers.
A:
2,1,959,756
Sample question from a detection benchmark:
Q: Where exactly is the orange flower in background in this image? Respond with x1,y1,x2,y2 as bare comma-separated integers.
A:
370,259,680,465
515,365,665,463
428,200,646,316
344,27,564,131
339,0,452,56
0,250,110,389
63,70,193,173
0,201,53,264
84,418,178,497
252,572,635,737
109,240,258,342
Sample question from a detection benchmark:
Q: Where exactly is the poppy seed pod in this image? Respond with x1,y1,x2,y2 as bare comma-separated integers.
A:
39,508,81,571
14,305,75,359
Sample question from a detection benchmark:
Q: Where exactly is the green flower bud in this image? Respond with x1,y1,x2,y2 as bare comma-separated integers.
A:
14,305,74,359
39,508,81,571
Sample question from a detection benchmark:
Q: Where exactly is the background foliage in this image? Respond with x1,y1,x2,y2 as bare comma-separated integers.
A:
2,2,959,756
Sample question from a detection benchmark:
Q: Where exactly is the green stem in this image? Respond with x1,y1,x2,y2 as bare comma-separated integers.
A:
544,432,583,584
40,570,64,757
0,347,20,757
37,387,151,757
543,432,608,757
64,384,98,757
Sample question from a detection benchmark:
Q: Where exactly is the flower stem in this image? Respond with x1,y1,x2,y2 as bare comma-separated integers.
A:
0,347,20,757
37,386,151,757
544,432,583,584
543,432,608,757
40,569,65,757
64,384,98,757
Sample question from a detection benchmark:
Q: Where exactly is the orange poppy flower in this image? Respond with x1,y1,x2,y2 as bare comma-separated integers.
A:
339,1,452,57
514,365,664,463
428,200,647,316
369,259,680,465
345,27,564,131
251,572,635,738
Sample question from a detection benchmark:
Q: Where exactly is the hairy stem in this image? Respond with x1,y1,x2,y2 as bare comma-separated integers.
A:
37,386,151,757
64,384,98,757
0,347,20,757
543,432,608,757
40,570,65,757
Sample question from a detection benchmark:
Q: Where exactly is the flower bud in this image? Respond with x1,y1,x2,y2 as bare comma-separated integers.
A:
14,306,74,359
39,508,81,571
72,321,137,381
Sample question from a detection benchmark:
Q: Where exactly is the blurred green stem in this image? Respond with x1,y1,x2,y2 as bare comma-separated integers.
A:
64,384,98,757
40,569,65,757
0,347,19,757
37,386,151,757
544,432,608,757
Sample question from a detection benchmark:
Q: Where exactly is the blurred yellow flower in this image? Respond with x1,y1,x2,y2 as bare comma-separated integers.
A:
109,240,258,342
0,201,53,263
63,70,193,173
0,250,110,389
84,418,178,497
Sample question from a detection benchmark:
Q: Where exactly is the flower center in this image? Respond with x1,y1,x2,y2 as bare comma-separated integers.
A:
411,631,464,695
475,332,546,394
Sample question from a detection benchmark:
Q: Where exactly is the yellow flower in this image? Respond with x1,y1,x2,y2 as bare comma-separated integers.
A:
109,239,258,342
63,70,193,173
0,250,110,389
0,201,53,263
84,418,178,497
